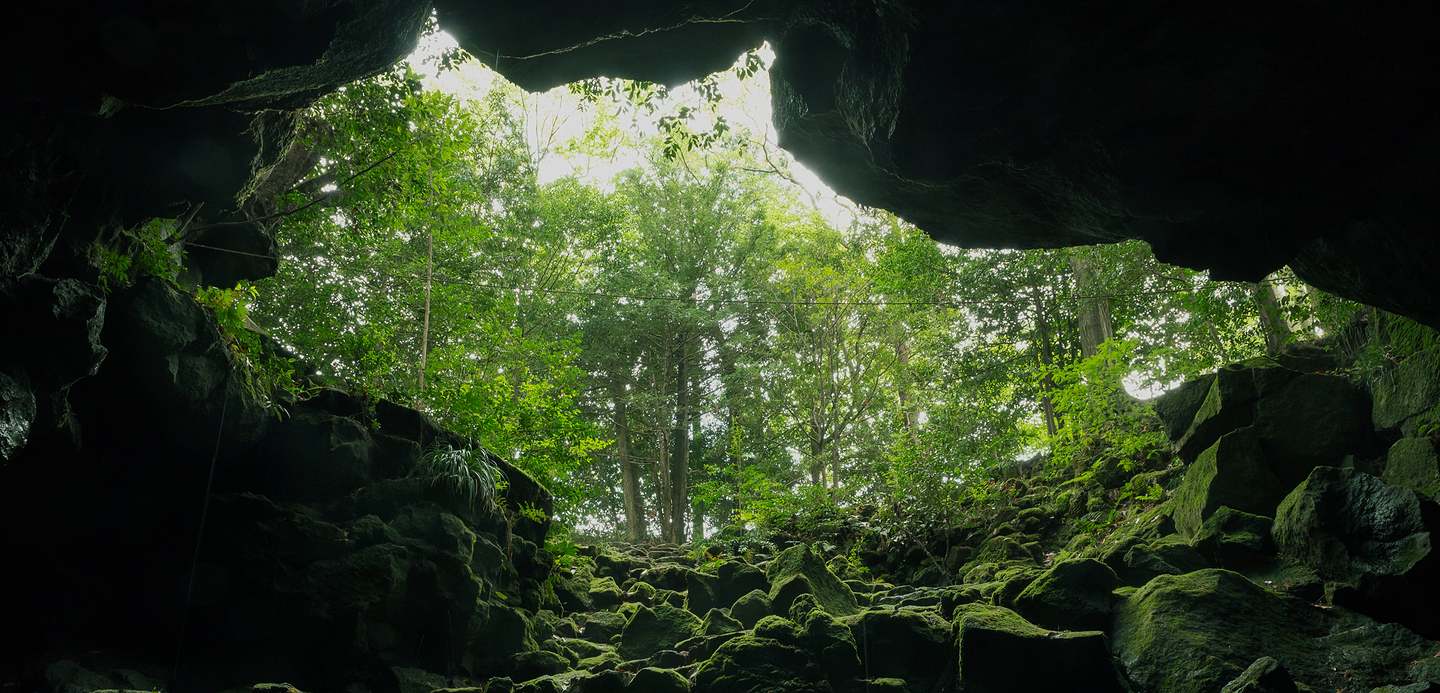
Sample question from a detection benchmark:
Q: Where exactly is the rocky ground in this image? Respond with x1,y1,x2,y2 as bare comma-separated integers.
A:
16,282,1440,693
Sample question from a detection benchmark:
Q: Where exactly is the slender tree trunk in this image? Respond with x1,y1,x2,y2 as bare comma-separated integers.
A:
1251,280,1293,354
656,428,671,542
612,378,646,542
1069,251,1114,358
1036,300,1060,437
669,332,691,544
418,228,433,394
896,337,920,441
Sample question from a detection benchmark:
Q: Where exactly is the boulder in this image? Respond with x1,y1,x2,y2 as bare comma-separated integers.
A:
1273,466,1440,636
1174,426,1285,537
687,561,768,615
1192,506,1275,568
766,544,858,617
1385,437,1440,500
728,589,772,628
1252,373,1374,473
842,608,952,693
1219,657,1299,693
1373,347,1440,435
1176,366,1263,462
580,611,628,643
628,667,689,693
1112,569,1330,692
1117,535,1209,586
952,603,1123,693
1012,558,1119,631
0,371,35,464
700,608,743,636
618,604,701,661
1153,372,1217,442
588,577,623,609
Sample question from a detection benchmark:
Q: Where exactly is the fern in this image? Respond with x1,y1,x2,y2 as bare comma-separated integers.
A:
416,444,503,510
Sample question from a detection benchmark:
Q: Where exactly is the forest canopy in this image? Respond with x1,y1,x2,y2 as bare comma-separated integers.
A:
207,32,1370,545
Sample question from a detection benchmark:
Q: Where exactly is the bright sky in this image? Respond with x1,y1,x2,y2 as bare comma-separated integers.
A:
408,30,860,230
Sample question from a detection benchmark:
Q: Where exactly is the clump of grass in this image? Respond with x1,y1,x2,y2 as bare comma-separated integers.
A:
416,444,503,510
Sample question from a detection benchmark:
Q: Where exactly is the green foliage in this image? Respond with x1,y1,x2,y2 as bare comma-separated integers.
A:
91,218,183,290
1045,340,1169,476
194,283,308,414
415,444,503,511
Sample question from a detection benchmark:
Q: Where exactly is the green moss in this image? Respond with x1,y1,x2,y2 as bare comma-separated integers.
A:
765,544,858,616
618,604,701,660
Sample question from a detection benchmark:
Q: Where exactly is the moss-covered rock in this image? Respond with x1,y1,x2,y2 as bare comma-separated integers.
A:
509,650,570,682
1192,506,1274,568
1176,366,1263,462
1174,426,1284,537
1012,558,1119,631
1253,373,1374,473
728,589,771,628
952,603,1123,692
1273,466,1440,637
1384,437,1440,500
1111,569,1326,692
628,667,689,693
618,604,702,660
700,608,743,636
588,577,623,609
766,544,858,617
579,610,628,643
1372,347,1440,435
1219,656,1299,693
691,625,828,693
1153,372,1218,442
687,561,769,615
842,608,951,693
1116,534,1209,586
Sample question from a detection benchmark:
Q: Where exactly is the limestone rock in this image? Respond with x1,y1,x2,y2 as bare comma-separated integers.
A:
728,589,771,628
628,667,689,693
1192,506,1275,568
1174,426,1285,537
1220,657,1299,693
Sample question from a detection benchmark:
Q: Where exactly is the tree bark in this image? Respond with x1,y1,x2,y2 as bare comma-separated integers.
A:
1036,298,1060,437
418,228,433,394
1252,280,1293,355
669,331,691,544
1069,251,1114,358
612,377,646,542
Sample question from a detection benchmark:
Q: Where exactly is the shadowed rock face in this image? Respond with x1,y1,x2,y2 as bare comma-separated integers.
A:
6,1,1440,328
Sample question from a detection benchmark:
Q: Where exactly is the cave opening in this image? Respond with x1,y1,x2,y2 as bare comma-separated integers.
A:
4,4,1440,693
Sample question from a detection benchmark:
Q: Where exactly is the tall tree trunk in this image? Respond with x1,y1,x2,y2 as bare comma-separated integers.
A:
1036,299,1060,437
896,337,920,441
1252,280,1293,354
1070,250,1114,358
669,332,691,544
656,428,671,542
417,228,433,394
612,377,646,542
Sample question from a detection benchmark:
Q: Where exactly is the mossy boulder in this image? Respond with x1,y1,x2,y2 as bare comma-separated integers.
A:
1173,426,1284,537
1219,656,1299,693
588,577,623,609
700,608,743,636
1384,437,1440,500
692,620,830,693
1116,534,1209,586
842,608,951,693
1153,372,1218,441
618,604,702,660
1252,373,1374,472
509,650,570,682
1012,558,1119,631
1372,347,1440,435
728,589,771,628
1111,569,1325,692
628,667,689,693
687,561,769,615
1192,506,1274,567
579,611,628,643
766,544,858,617
952,603,1123,692
1176,366,1263,462
1273,466,1440,637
